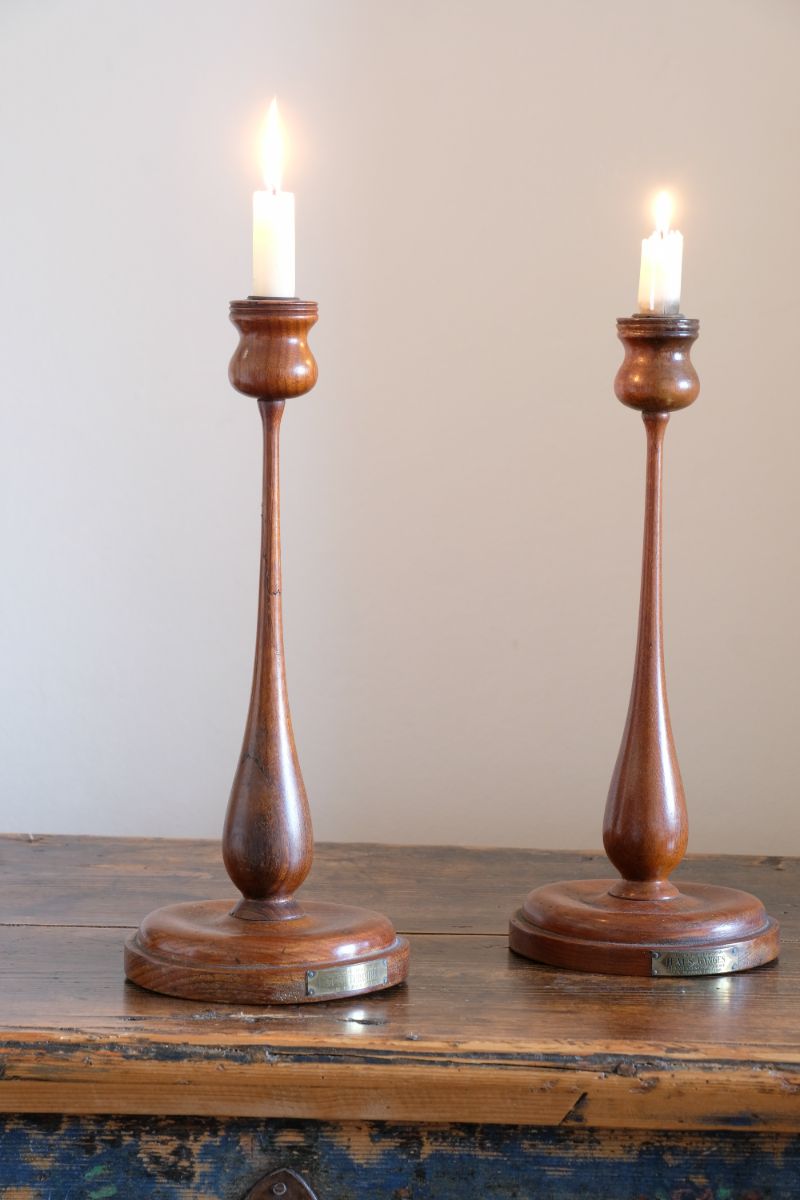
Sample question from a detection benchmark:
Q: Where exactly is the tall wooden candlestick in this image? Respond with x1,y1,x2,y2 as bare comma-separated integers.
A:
509,314,780,976
125,299,409,1003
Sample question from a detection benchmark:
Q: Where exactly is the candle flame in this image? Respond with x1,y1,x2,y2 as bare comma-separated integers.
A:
260,97,284,193
653,190,674,236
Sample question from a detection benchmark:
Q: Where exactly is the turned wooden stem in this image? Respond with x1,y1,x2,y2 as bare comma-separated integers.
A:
222,398,313,919
125,297,411,1004
603,413,688,900
602,314,699,902
222,299,319,922
510,312,778,978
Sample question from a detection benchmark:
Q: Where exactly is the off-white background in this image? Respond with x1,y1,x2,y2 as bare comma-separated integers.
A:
1,0,798,853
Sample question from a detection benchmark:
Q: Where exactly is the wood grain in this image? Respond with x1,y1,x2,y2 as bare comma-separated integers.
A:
228,299,318,401
603,413,687,896
2,835,794,934
2,925,799,1060
613,313,700,415
221,397,313,913
1,837,799,1128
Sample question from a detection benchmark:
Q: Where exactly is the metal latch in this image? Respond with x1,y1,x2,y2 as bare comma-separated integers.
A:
243,1168,320,1199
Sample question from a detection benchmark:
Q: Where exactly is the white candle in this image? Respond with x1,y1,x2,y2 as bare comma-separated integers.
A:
637,191,683,315
252,98,296,297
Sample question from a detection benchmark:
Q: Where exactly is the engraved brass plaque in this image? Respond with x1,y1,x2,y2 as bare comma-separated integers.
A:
306,958,389,997
651,946,739,976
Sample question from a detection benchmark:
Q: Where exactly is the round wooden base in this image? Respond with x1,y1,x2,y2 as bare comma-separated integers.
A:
125,899,409,1003
509,879,779,976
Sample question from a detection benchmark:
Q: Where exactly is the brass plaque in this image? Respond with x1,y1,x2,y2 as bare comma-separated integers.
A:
306,958,389,997
651,946,739,976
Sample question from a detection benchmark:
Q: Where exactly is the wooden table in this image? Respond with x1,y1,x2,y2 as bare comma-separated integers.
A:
1,836,799,1197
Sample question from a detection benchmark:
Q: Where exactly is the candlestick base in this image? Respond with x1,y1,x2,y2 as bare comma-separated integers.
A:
509,880,778,977
125,900,409,1004
508,313,779,980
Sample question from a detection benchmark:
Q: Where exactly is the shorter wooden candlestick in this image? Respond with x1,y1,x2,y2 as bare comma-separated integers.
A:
125,299,409,1003
509,314,779,977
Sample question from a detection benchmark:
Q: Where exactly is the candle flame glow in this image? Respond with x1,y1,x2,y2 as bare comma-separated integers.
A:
653,190,674,236
260,97,284,193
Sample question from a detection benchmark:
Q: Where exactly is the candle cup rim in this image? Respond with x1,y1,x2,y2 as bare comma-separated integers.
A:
232,297,318,319
617,313,699,338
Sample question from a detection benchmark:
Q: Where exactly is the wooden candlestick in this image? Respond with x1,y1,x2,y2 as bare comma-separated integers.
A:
125,299,409,1003
509,314,780,976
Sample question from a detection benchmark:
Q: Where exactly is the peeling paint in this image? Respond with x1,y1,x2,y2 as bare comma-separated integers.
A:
0,1115,797,1198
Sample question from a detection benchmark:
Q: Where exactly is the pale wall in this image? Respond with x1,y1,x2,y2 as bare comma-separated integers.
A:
1,0,798,854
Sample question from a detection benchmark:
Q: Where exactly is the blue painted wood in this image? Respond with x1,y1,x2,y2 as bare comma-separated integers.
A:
1,1116,797,1199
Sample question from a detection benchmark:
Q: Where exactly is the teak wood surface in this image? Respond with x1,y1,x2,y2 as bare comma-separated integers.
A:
1,835,799,1132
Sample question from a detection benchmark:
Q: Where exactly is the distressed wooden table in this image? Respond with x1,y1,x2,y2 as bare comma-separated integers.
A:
1,836,799,1198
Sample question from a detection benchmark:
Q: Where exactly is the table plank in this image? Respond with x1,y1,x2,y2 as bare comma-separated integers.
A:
1,926,799,1127
2,836,798,1130
1,835,796,938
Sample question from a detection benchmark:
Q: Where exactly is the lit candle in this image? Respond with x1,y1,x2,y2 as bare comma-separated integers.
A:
252,98,295,297
637,191,683,315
